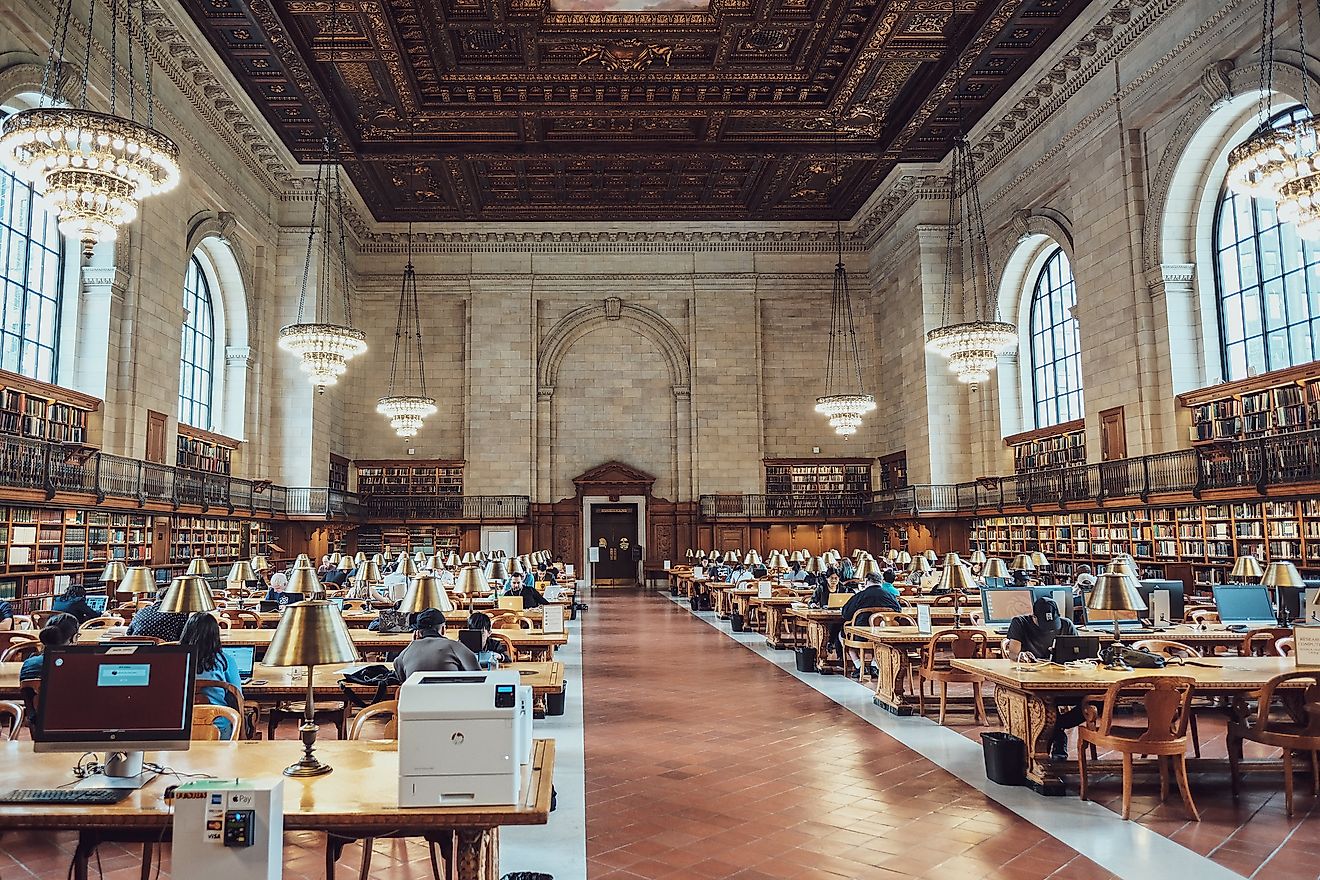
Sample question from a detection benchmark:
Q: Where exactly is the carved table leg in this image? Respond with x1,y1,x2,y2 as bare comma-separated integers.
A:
764,605,784,649
993,685,1064,795
872,644,912,714
454,828,498,880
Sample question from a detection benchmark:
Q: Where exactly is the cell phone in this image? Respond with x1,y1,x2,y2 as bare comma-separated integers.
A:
247,679,267,685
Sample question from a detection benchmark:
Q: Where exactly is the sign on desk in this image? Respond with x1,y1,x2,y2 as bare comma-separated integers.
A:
541,603,565,634
1294,626,1320,666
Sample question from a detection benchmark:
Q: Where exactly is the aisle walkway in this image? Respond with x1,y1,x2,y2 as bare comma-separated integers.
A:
581,591,1116,880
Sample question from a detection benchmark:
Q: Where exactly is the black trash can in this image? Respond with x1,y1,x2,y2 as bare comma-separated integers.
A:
729,611,745,632
546,687,567,717
502,873,554,880
981,732,1026,786
795,646,817,673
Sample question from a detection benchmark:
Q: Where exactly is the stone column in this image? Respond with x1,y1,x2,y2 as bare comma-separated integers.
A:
224,345,252,443
78,267,130,447
536,386,553,502
674,385,692,502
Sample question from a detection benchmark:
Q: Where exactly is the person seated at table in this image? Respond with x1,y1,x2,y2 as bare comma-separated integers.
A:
749,564,769,580
435,565,456,589
380,561,410,604
829,572,903,662
51,584,99,623
810,568,849,608
878,569,902,602
19,613,80,681
323,564,349,587
1068,564,1094,622
839,556,856,581
180,613,243,739
551,556,566,573
1004,596,1083,760
787,560,809,582
465,611,510,665
127,588,190,641
0,598,12,631
504,576,547,609
394,609,480,679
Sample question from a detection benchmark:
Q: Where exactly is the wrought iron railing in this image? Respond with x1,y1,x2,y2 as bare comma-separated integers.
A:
701,427,1320,519
362,494,529,521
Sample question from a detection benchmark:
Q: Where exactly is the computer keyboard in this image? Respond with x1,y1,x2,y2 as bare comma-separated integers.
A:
0,788,134,805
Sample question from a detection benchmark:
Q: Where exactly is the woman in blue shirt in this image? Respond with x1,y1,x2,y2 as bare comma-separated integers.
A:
180,613,244,739
19,613,80,680
51,585,98,623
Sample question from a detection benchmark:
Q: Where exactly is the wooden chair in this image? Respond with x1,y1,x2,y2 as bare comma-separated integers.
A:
1188,609,1220,626
0,641,40,663
11,615,33,630
488,612,519,630
1228,671,1320,817
219,609,262,629
839,608,880,680
194,681,255,740
1132,640,1210,756
1077,675,1199,821
488,632,518,664
0,700,23,740
1240,628,1294,657
916,629,990,725
342,600,369,613
0,631,37,652
191,706,242,741
1275,637,1295,657
80,616,126,630
30,610,56,628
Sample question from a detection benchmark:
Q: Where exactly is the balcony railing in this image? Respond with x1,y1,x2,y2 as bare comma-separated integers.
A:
362,494,530,521
702,427,1320,520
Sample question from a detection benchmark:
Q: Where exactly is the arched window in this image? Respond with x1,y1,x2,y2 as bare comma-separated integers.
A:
1029,248,1083,427
178,255,215,428
0,110,62,383
1214,105,1320,381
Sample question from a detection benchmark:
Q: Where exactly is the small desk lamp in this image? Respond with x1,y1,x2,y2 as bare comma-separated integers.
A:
337,555,353,573
1262,560,1303,624
226,560,256,591
981,558,1010,580
186,557,212,577
938,560,976,626
445,551,461,568
99,561,127,595
250,555,271,574
399,574,455,615
265,601,359,776
742,550,762,567
396,555,420,578
895,550,912,566
968,549,987,566
456,565,489,614
118,566,157,599
286,565,326,599
855,557,881,580
486,558,510,592
1230,555,1265,582
1010,553,1036,574
354,552,367,566
923,549,938,563
1029,550,1049,570
159,575,216,614
1088,571,1147,669
887,549,899,563
909,556,931,575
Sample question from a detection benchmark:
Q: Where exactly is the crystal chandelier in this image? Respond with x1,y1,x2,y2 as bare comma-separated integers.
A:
377,225,436,438
279,137,366,392
814,121,875,436
1227,0,1318,203
0,0,180,254
925,130,1017,386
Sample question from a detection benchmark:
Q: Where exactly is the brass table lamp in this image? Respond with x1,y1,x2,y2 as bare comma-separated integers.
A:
456,565,489,614
938,561,976,625
856,557,881,580
1088,571,1147,669
226,560,256,590
1010,553,1036,573
399,574,454,614
159,575,216,614
186,557,212,577
264,601,359,776
1029,550,1049,570
981,558,1010,580
1230,555,1265,582
896,550,912,566
286,566,326,599
968,549,987,566
118,566,157,597
99,560,127,595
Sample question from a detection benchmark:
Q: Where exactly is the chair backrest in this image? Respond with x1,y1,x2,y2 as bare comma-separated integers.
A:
0,699,23,740
349,699,399,740
191,705,241,741
0,641,40,663
1240,628,1294,657
1250,672,1320,737
0,631,37,652
1131,639,1201,659
31,610,56,629
343,600,368,612
11,615,33,631
488,632,517,663
922,629,988,669
489,612,518,629
1275,637,1295,657
1089,675,1196,741
221,609,262,629
80,616,126,630
1189,609,1220,625
194,679,246,718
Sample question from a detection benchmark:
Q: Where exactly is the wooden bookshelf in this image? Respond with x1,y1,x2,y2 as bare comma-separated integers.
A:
176,425,238,475
0,369,99,446
329,454,349,492
1005,419,1086,473
0,506,152,608
1179,363,1320,443
764,459,872,495
169,515,246,565
355,460,463,496
376,524,460,557
878,452,908,491
969,497,1320,589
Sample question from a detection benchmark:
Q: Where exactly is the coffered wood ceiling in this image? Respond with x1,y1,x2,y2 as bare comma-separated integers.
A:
177,0,1087,221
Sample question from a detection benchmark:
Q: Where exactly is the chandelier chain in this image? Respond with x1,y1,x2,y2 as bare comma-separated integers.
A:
294,159,325,323
125,0,136,121
109,0,118,114
139,0,153,126
80,0,96,111
1258,0,1275,128
1298,0,1308,112
38,0,71,104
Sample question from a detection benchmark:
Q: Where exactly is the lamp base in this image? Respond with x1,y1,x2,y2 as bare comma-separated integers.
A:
1101,641,1131,671
283,758,333,778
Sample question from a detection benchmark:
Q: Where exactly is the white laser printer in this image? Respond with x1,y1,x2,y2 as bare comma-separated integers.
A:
397,669,532,807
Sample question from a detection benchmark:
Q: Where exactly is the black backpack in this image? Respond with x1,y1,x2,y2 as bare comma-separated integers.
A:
338,664,401,707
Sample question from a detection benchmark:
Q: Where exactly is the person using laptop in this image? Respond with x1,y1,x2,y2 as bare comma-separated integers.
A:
810,568,849,609
831,571,902,668
51,584,99,623
393,609,481,680
1004,597,1083,760
465,611,510,665
503,576,547,609
180,613,244,739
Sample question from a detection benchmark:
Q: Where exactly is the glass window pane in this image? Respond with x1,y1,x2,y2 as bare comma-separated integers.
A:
178,255,215,429
1028,248,1083,429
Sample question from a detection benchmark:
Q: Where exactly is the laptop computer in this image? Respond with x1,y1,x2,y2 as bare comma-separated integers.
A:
328,597,345,611
221,645,256,683
498,596,525,612
1213,585,1278,629
258,600,281,613
1051,635,1102,662
84,594,109,615
457,629,485,653
826,592,851,609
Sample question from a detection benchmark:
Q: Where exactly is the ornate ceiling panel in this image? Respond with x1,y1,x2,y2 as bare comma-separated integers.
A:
176,0,1087,220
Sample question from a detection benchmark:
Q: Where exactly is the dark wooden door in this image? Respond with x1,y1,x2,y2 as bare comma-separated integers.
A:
145,410,168,464
591,504,639,584
1100,407,1127,461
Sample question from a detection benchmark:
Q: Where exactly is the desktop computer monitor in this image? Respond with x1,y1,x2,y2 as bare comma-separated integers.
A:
1212,585,1278,628
1137,579,1185,624
982,576,1007,589
34,643,195,788
980,588,1034,626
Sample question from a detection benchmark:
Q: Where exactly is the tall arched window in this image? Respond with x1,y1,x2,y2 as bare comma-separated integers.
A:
1029,248,1083,427
1214,105,1320,381
0,111,62,383
178,255,215,428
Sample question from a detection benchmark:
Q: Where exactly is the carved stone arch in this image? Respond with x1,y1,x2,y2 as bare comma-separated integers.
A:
184,211,252,439
186,210,255,325
0,59,84,108
538,298,691,392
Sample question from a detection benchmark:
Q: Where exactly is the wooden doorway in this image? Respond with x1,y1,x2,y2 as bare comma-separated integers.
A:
590,504,639,586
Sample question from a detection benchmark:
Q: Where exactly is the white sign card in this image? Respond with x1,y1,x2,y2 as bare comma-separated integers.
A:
565,564,575,578
1150,590,1171,627
757,581,772,599
1051,590,1071,621
587,547,600,563
663,559,671,570
917,604,933,634
1293,625,1320,666
692,566,703,579
541,603,565,634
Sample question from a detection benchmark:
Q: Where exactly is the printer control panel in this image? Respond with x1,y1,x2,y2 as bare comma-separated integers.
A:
494,684,515,708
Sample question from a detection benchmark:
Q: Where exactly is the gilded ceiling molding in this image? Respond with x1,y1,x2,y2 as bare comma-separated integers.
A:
353,229,868,254
852,174,947,247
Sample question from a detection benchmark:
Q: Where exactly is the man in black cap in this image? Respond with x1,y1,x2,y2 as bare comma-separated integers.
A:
1003,596,1083,760
392,608,480,681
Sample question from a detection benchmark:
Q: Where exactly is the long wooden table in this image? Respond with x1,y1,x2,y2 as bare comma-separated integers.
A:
841,623,1255,715
951,656,1317,795
211,628,568,661
0,739,554,880
249,608,548,629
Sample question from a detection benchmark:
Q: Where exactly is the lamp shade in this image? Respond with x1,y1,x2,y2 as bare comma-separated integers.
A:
1105,558,1138,579
938,563,976,593
1010,553,1036,572
896,550,912,565
226,561,256,586
414,551,426,564
742,550,762,566
856,557,882,580
826,550,842,564
1262,560,1304,588
968,550,987,565
362,560,382,583
328,553,341,566
337,555,353,572
942,552,964,569
118,566,157,595
186,557,212,577
455,565,489,596
767,551,789,571
372,554,385,567
295,554,313,567
1029,551,1049,569
789,550,805,563
250,555,270,572
158,575,216,614
923,550,937,562
910,557,932,575
982,558,1010,579
100,561,128,583
1087,571,1147,612
486,559,510,583
1230,556,1265,580
264,601,360,667
460,552,477,566
509,557,525,576
397,556,419,578
887,549,899,562
445,552,460,568
354,552,366,565
287,566,326,598
398,574,455,614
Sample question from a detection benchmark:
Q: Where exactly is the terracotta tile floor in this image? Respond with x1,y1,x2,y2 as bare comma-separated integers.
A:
583,592,1119,880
